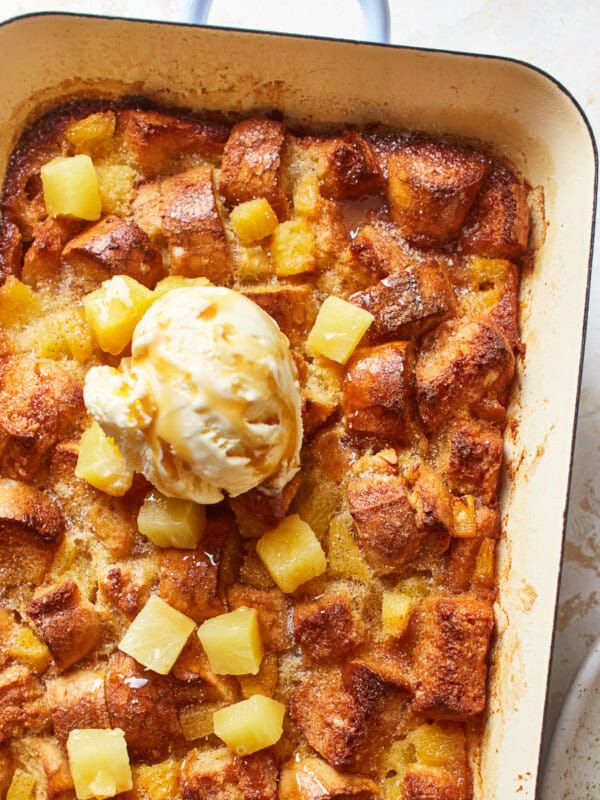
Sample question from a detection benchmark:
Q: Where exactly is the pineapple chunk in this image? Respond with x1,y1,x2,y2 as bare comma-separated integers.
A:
96,165,136,217
307,296,373,364
381,591,415,637
6,772,36,800
137,490,206,549
84,275,154,355
66,728,132,800
473,539,496,586
0,277,41,328
41,155,102,221
411,722,465,767
118,595,195,675
7,626,51,673
271,219,317,276
213,695,285,756
75,421,134,497
452,495,477,537
256,514,327,593
179,703,222,741
230,198,278,244
293,172,320,217
66,111,116,155
130,761,180,800
326,517,370,581
152,275,211,302
234,245,272,280
197,607,263,676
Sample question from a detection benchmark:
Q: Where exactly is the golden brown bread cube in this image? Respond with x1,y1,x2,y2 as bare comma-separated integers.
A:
160,165,232,283
219,119,290,220
290,664,403,773
402,766,470,800
0,665,47,743
416,320,515,432
20,736,75,799
118,109,228,174
159,519,232,623
61,215,164,288
105,651,182,762
227,585,291,653
180,746,278,800
0,354,83,482
349,222,416,279
460,164,529,259
437,417,504,503
46,668,110,746
343,342,417,444
279,756,379,800
21,217,83,286
228,473,302,540
350,262,456,342
99,563,156,620
387,143,487,244
411,595,494,719
0,478,64,604
27,580,102,671
293,591,364,663
0,220,22,283
243,285,318,349
132,180,163,241
313,131,384,201
406,465,453,554
346,469,422,572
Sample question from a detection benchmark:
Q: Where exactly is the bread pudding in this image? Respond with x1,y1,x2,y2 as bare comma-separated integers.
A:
0,99,529,800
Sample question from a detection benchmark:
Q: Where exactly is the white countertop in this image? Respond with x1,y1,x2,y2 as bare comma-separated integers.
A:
2,0,599,792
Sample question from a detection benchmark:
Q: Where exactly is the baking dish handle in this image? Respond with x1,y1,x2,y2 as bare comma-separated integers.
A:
188,0,391,44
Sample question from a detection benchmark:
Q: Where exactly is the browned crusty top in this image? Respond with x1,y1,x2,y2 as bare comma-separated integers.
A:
0,100,529,800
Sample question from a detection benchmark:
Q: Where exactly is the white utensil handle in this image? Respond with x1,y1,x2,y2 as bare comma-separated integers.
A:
188,0,391,43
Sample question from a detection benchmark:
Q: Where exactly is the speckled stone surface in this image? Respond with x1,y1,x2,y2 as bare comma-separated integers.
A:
1,0,599,794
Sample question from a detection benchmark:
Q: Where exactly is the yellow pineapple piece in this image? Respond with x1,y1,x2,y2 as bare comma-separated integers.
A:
119,595,195,675
41,155,102,221
234,245,272,280
238,653,279,698
6,772,36,800
293,172,320,217
469,256,510,287
382,738,415,800
197,607,263,676
213,695,285,756
411,722,465,767
65,111,116,156
7,626,51,673
152,275,211,302
381,591,415,637
96,165,136,216
179,703,223,741
307,296,373,364
75,421,134,497
473,539,496,586
396,576,429,599
66,728,132,800
452,495,477,537
0,277,41,328
256,514,327,593
130,760,179,800
62,306,94,361
326,517,370,581
84,275,154,355
137,490,206,549
230,198,279,244
270,218,317,276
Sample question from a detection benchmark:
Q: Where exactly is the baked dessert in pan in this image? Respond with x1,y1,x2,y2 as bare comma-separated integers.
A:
0,99,529,799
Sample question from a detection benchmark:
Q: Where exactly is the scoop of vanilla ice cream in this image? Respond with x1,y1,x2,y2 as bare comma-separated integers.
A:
83,285,303,504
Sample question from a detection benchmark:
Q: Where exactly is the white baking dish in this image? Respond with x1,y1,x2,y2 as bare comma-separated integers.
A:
0,12,596,798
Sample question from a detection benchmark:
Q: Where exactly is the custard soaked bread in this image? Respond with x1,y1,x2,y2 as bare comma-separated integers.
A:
0,100,529,800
